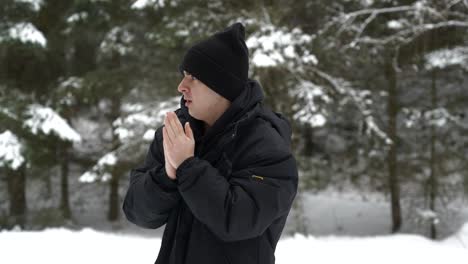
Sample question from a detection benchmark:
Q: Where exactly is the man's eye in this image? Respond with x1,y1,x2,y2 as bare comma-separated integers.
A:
190,75,197,81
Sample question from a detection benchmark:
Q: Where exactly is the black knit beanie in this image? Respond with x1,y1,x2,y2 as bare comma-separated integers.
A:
178,22,249,102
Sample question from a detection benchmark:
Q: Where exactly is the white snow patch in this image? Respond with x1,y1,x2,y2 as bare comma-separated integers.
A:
361,0,374,6
290,80,329,127
2,22,47,47
246,25,316,67
24,104,82,143
0,130,25,170
121,103,144,112
80,152,117,183
403,107,460,128
66,12,88,23
97,152,117,167
101,172,112,182
131,0,165,9
417,209,440,225
143,129,156,141
0,225,467,264
79,171,99,183
100,27,134,56
425,46,468,70
387,20,403,29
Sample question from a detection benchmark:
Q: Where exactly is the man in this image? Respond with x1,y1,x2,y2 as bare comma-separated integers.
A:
122,22,298,264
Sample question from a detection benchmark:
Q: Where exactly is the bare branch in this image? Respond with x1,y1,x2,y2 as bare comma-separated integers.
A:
354,20,468,47
317,5,415,38
304,66,392,144
346,11,378,50
447,0,463,9
345,5,415,18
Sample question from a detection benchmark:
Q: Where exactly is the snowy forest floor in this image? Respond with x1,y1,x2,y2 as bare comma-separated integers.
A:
0,223,467,264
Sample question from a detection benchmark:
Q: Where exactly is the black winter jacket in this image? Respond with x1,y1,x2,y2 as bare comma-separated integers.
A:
122,79,298,264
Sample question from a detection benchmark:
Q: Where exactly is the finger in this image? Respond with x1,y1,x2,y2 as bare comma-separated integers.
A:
163,126,173,146
164,114,177,140
162,127,168,150
165,113,178,140
185,122,194,140
168,112,184,136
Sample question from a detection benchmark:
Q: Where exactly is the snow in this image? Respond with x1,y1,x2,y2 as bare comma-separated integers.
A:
66,12,88,23
387,20,404,29
59,77,83,89
79,98,178,183
417,209,440,225
79,152,117,183
113,97,178,142
425,46,468,70
0,225,467,264
99,27,134,56
131,0,165,9
24,104,82,143
143,129,156,141
277,228,468,264
101,172,112,182
16,0,43,11
246,25,317,67
299,191,391,236
0,130,25,170
250,53,278,67
97,152,117,167
290,80,329,127
361,0,374,6
414,0,426,10
1,22,47,47
402,107,460,128
79,171,99,183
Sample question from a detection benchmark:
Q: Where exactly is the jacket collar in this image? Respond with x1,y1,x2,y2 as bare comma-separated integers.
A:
180,78,264,147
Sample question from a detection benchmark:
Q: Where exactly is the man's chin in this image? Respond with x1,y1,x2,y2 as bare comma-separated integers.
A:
188,108,197,118
188,110,204,122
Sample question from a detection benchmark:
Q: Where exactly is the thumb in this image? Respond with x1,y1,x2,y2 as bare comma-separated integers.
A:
185,122,194,140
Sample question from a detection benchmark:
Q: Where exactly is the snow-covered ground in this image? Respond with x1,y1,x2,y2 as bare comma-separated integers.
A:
0,224,467,264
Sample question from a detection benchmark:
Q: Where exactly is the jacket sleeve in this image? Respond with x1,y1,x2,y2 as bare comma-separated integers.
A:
122,126,181,229
175,132,298,242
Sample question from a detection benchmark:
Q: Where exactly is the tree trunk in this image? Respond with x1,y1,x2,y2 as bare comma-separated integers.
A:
108,169,120,221
385,58,402,233
59,144,71,220
107,79,122,221
6,166,26,228
429,69,438,239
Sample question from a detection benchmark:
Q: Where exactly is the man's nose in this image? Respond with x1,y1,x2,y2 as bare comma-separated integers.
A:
177,77,191,93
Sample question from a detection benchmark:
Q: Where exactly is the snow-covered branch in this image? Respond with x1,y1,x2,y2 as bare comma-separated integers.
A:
23,104,82,143
0,22,47,47
79,97,180,183
246,23,317,68
308,67,391,144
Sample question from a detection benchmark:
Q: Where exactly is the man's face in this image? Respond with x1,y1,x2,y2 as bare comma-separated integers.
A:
177,70,231,126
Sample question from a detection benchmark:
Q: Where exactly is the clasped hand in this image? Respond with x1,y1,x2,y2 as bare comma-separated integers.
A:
162,112,195,179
